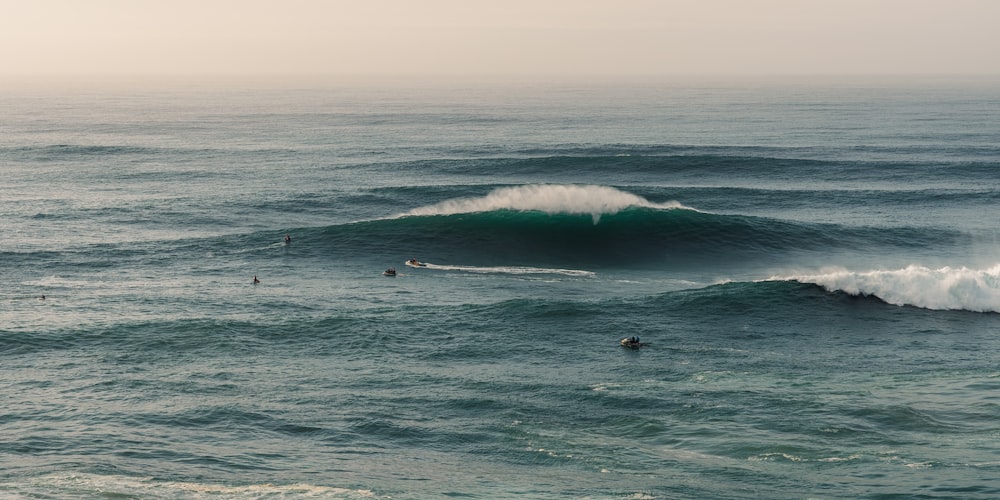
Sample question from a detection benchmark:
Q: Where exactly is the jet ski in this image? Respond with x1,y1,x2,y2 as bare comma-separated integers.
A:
405,258,427,268
620,336,646,348
383,267,397,277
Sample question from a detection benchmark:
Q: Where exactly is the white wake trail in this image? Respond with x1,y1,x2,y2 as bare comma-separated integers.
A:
420,262,595,277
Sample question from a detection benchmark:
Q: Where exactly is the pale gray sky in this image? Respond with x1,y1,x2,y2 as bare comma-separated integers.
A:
3,0,998,76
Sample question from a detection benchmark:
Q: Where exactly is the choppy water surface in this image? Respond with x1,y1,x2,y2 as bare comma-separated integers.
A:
2,77,999,499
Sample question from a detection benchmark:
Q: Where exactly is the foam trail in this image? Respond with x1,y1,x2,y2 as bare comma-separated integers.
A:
4,473,377,499
419,262,595,277
776,264,1000,313
399,184,687,223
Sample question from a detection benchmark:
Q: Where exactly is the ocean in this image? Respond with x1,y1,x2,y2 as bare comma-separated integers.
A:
2,75,999,499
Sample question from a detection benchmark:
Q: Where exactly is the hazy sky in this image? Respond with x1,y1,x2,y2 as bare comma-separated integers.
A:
3,0,999,77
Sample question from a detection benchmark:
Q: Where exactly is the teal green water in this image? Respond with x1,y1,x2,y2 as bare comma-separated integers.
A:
2,78,999,499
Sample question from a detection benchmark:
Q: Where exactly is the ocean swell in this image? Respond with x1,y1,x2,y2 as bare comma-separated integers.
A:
303,184,960,268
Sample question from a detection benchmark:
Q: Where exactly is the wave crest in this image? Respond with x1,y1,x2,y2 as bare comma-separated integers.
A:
399,184,687,223
777,264,1000,313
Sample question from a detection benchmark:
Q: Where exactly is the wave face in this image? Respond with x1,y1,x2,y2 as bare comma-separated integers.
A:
303,184,961,270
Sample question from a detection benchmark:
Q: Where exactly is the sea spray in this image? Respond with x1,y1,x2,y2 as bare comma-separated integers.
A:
398,184,687,223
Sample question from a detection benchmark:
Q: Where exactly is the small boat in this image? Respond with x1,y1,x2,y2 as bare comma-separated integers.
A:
620,336,645,348
405,258,426,268
383,267,397,277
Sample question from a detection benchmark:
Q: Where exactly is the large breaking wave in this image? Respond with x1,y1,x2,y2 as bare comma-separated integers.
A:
398,184,688,223
320,184,954,267
777,265,1000,313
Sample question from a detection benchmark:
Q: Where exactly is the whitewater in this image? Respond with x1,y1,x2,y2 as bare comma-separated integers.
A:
2,77,1000,499
778,265,1000,313
399,184,689,222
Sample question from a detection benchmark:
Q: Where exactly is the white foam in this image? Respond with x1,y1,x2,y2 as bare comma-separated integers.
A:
775,264,1000,313
21,275,91,289
398,184,686,223
0,473,378,499
421,262,594,277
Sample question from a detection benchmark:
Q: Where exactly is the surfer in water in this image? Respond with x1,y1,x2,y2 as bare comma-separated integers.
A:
285,234,291,244
253,275,260,285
